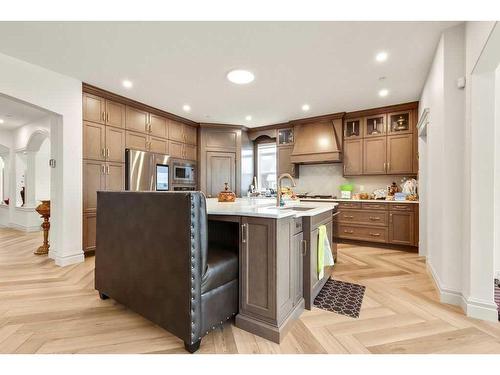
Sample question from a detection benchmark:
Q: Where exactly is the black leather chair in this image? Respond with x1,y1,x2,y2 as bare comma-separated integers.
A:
95,191,238,353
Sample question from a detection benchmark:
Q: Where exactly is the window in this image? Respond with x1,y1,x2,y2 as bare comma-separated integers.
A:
256,142,277,191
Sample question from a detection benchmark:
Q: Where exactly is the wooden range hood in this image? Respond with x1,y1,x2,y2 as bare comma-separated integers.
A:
290,113,344,164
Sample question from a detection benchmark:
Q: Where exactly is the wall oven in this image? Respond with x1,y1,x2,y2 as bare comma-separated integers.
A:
172,161,196,185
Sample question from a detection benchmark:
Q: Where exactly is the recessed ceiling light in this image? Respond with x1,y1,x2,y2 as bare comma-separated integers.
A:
378,89,389,97
245,115,252,121
182,104,191,112
301,104,310,112
227,69,255,85
122,80,133,89
376,52,388,62
0,119,4,124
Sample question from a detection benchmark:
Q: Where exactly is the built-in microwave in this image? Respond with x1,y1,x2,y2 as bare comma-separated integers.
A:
172,161,196,185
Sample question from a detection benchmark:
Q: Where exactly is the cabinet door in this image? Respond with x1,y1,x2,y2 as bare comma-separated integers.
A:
389,211,414,245
105,162,124,191
387,133,413,175
126,131,148,151
169,120,185,142
83,212,97,253
83,160,105,212
343,139,363,175
309,227,320,291
206,152,235,198
106,126,125,163
364,114,386,138
278,145,299,178
150,114,168,139
83,93,105,124
292,231,304,306
184,125,197,145
169,140,184,159
240,217,276,321
184,144,197,161
149,136,169,154
83,121,105,161
344,118,362,139
105,100,125,128
363,137,387,175
388,110,412,135
126,106,148,133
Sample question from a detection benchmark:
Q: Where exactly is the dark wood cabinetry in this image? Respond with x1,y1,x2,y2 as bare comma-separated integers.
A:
334,201,418,248
205,151,236,198
343,102,417,177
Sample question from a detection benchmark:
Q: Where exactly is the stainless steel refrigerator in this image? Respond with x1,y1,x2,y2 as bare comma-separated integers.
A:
125,149,170,191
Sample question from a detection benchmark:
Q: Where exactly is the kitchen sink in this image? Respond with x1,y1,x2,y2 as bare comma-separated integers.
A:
278,206,316,211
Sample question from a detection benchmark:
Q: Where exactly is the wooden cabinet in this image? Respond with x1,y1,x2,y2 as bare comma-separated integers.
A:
184,143,197,161
126,106,149,133
236,215,304,343
278,128,294,145
169,140,184,159
184,125,197,145
126,130,148,151
83,121,105,161
83,93,105,124
206,152,235,198
149,136,169,154
149,114,168,139
343,139,363,176
83,212,97,253
387,133,413,175
277,145,299,178
363,137,386,174
105,126,125,163
169,120,185,142
343,104,417,177
334,202,418,247
105,100,125,128
83,160,105,212
105,163,124,192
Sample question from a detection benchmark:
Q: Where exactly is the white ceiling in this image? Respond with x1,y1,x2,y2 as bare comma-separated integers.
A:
0,95,49,130
0,22,459,127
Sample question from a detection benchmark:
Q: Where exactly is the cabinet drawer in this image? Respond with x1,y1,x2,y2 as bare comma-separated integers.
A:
361,202,388,211
337,210,388,226
389,203,414,212
337,224,388,243
337,201,361,210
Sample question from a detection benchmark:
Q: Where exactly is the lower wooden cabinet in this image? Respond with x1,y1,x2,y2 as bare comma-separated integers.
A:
335,202,418,247
83,212,97,253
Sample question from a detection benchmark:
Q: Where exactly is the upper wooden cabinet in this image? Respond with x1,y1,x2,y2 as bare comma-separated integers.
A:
184,125,197,145
364,114,386,138
278,128,294,145
169,120,185,142
343,139,363,176
344,118,362,139
363,137,387,175
387,110,412,135
277,145,299,178
105,100,125,128
105,126,125,163
387,133,413,175
126,106,149,133
83,93,105,124
83,121,105,161
149,114,168,139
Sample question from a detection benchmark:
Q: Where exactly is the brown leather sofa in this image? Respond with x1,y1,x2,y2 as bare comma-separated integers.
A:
95,191,238,353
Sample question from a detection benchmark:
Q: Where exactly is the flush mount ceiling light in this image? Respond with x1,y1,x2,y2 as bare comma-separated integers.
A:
378,89,389,97
375,51,388,62
245,115,252,121
226,69,255,85
0,119,4,124
182,104,191,112
301,104,310,112
122,80,133,89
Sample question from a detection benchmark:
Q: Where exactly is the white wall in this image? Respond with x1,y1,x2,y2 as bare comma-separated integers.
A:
35,137,51,201
0,52,83,266
495,65,500,281
293,164,406,197
419,21,499,321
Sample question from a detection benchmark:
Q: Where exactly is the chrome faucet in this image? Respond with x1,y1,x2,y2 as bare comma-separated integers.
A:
277,173,296,207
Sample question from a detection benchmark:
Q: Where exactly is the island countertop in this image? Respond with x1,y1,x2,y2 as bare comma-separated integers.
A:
206,197,338,219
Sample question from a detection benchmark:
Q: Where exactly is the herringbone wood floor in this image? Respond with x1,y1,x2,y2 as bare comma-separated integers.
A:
1,228,500,354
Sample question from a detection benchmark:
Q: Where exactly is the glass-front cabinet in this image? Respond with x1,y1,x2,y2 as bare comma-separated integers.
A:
364,114,386,137
278,128,294,145
344,118,362,139
388,111,412,134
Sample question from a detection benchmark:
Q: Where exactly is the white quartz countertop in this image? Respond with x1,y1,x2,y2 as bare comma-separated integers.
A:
299,198,419,204
206,197,338,219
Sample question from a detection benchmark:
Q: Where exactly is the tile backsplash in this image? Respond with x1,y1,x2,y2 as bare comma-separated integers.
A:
286,164,412,197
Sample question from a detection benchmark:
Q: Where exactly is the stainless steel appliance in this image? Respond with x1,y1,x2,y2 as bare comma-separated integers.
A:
172,160,196,185
125,149,170,191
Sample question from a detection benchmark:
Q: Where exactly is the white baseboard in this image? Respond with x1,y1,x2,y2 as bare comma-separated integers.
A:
427,262,498,322
8,222,41,232
50,251,85,267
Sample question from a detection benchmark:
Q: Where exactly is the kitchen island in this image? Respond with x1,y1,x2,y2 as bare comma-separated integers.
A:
206,197,338,343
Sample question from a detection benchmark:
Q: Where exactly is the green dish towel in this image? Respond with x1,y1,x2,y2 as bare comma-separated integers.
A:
317,225,335,279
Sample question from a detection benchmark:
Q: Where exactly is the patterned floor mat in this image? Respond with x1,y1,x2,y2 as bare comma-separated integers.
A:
314,279,366,318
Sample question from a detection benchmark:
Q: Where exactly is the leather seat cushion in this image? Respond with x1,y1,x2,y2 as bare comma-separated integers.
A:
201,247,238,294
